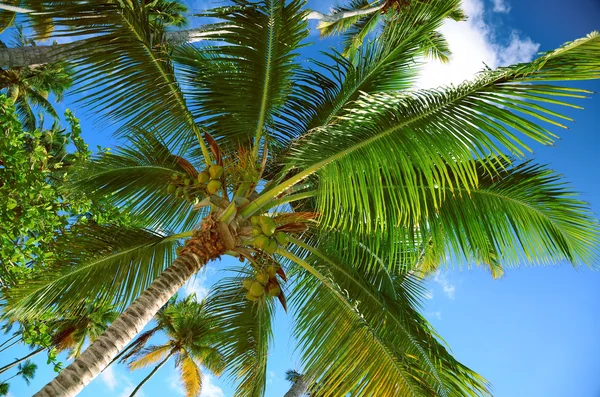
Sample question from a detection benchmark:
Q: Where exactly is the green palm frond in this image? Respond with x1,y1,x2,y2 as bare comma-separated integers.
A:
74,128,205,231
2,225,185,320
275,32,600,237
205,274,275,397
175,0,308,147
282,244,489,397
281,0,461,140
19,1,208,154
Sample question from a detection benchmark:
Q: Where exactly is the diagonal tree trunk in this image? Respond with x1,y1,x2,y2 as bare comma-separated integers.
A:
0,347,45,374
128,350,174,397
34,219,226,397
0,5,384,69
284,375,310,397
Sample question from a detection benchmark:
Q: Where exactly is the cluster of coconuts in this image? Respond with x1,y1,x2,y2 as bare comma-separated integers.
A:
250,215,289,254
166,164,224,201
242,265,282,301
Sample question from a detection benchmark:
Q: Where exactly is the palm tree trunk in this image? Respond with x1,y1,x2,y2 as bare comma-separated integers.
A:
0,335,21,352
129,351,174,397
0,5,372,69
284,376,310,397
0,347,45,374
34,219,226,397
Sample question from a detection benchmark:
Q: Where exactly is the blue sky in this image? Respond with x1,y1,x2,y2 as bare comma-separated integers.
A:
2,0,600,396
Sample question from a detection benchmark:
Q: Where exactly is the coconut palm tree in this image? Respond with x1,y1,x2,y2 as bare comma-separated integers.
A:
0,360,37,396
2,1,600,396
284,370,309,397
0,303,118,374
118,294,225,397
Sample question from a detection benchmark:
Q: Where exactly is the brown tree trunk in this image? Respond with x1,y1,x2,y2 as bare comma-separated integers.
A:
34,219,226,397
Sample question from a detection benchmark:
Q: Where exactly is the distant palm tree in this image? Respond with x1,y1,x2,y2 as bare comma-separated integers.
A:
0,359,37,396
0,303,117,375
284,370,310,397
122,295,225,397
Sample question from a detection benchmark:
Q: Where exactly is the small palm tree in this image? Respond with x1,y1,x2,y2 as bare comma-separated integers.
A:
284,370,310,397
123,295,225,397
0,303,117,374
2,1,600,396
0,360,37,396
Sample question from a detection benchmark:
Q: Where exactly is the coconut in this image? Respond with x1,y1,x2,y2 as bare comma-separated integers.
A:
175,187,184,197
167,184,176,194
252,226,263,237
207,179,222,194
246,292,260,301
253,235,270,250
264,239,278,255
171,173,180,180
184,178,192,186
259,216,276,236
250,281,265,296
250,216,260,226
242,278,253,290
275,232,289,246
209,165,224,179
266,265,278,278
256,272,269,285
198,171,210,183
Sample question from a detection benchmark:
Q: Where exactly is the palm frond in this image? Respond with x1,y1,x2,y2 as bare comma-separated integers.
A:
204,273,275,397
20,1,207,153
74,128,205,231
2,224,184,320
129,344,173,371
282,244,489,397
278,32,600,237
178,353,202,397
175,0,308,147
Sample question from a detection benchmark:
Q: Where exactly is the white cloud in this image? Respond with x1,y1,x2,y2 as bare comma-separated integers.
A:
267,370,279,385
100,366,118,391
498,31,540,66
201,374,225,397
433,271,456,300
169,372,224,397
101,365,143,397
416,0,539,89
183,268,210,299
491,0,510,13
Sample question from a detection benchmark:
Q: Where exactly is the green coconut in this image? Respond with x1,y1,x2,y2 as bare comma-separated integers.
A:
256,272,269,285
207,179,222,194
242,278,253,290
267,283,281,297
275,231,289,246
250,281,265,297
259,216,276,236
246,292,260,301
198,170,210,183
209,164,224,179
253,235,270,250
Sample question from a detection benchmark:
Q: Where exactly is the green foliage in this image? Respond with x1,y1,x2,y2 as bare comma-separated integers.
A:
1,2,600,396
0,96,131,288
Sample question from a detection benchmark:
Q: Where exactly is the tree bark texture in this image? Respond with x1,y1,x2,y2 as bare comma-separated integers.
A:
33,218,226,397
283,376,310,397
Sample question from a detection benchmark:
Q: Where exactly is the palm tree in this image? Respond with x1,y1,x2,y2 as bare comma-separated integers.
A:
0,27,72,130
0,303,117,374
284,370,309,397
119,294,225,397
2,1,600,396
0,360,37,396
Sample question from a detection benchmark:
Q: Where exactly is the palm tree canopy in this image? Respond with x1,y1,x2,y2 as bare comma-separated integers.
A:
125,295,225,397
1,1,600,396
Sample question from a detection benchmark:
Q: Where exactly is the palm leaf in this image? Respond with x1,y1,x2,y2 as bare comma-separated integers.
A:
2,224,186,320
204,273,275,397
175,0,308,148
178,353,202,397
266,32,600,236
74,128,206,231
129,344,173,371
281,244,489,397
